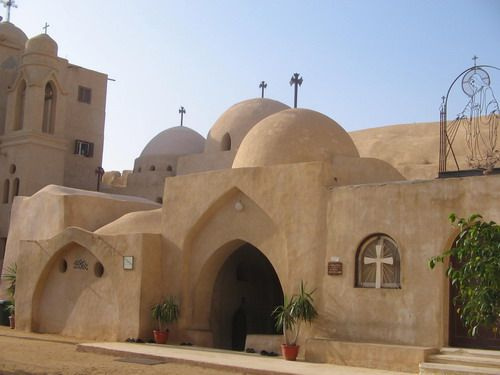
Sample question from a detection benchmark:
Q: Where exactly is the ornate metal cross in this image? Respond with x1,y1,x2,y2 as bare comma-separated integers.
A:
43,22,50,34
289,73,303,108
363,239,393,288
259,81,267,98
179,106,186,127
2,0,18,22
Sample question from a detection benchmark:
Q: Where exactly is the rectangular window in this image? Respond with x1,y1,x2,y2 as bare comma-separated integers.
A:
78,86,92,104
74,140,94,157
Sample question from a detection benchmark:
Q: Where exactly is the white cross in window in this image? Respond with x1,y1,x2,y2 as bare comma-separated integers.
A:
364,238,393,288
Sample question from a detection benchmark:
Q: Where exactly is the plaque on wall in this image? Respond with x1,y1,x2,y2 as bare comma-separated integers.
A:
328,261,343,276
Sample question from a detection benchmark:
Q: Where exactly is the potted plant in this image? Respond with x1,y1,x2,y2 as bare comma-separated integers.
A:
272,281,318,361
1,264,16,329
151,296,179,344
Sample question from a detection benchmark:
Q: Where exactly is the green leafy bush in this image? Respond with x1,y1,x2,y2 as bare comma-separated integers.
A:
429,214,500,336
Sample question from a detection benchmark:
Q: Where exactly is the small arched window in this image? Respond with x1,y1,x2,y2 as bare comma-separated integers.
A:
166,165,173,172
149,165,156,171
221,133,231,151
12,178,19,199
356,234,401,289
2,180,10,204
14,80,26,131
42,82,56,134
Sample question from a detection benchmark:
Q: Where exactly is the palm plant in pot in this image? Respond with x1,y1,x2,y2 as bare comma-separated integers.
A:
1,263,16,329
272,281,318,361
151,296,179,344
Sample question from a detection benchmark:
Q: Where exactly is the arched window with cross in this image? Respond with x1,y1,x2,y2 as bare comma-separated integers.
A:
356,234,401,289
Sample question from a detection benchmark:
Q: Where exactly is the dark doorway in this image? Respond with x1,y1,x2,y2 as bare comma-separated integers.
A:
211,243,283,351
449,257,500,350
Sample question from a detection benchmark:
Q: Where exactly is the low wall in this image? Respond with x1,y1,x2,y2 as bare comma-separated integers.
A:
305,338,438,373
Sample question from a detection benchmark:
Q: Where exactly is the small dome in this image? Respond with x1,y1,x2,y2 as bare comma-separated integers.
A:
233,108,360,168
140,126,205,157
25,33,58,56
0,22,28,48
205,98,289,153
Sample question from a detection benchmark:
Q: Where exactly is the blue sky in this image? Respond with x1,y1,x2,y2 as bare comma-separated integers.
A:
7,0,500,171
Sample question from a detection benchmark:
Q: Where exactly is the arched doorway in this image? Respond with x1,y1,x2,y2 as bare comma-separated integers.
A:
210,243,283,350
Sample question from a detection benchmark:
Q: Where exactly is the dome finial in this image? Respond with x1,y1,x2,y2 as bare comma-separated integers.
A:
1,0,18,23
289,73,303,108
43,22,50,34
179,106,186,127
259,81,267,98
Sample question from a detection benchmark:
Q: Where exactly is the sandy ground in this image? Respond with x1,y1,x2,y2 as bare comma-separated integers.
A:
0,326,242,375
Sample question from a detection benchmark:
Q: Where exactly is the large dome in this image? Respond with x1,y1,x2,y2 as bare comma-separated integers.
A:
0,22,27,48
140,126,205,157
205,98,289,153
233,108,359,168
25,33,58,56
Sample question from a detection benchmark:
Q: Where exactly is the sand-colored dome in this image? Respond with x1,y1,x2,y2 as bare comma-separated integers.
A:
0,22,27,48
233,108,359,168
25,33,58,56
140,126,205,157
205,98,289,153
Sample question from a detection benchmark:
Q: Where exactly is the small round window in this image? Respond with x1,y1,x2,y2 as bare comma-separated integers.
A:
94,262,104,278
59,258,68,273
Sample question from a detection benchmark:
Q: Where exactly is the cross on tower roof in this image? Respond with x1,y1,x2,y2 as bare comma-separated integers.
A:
472,55,479,67
1,0,18,22
43,22,50,34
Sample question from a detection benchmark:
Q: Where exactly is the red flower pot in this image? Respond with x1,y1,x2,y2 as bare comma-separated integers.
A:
153,330,169,344
281,344,299,361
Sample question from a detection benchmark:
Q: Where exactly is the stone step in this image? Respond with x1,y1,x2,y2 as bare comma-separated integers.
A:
419,361,500,375
427,353,500,369
439,347,500,359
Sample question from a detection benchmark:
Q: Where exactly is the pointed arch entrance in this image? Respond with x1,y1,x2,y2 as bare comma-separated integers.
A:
210,242,283,351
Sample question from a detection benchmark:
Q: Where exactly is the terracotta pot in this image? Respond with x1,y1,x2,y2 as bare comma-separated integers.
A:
9,315,15,329
153,330,168,344
281,344,299,361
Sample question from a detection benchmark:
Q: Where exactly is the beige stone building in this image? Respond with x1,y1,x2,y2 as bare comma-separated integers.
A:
0,21,108,269
1,21,499,374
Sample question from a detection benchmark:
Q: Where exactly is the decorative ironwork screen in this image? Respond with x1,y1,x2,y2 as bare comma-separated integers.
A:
439,63,500,177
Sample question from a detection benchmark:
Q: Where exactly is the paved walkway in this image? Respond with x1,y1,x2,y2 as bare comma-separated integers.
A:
78,342,410,375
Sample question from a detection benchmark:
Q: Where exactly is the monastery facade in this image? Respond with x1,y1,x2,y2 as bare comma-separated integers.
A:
1,20,499,373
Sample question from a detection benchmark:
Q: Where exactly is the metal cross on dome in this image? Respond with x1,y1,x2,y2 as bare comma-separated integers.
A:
259,81,267,98
289,73,303,108
179,106,186,127
1,0,18,22
363,238,394,289
43,22,50,34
